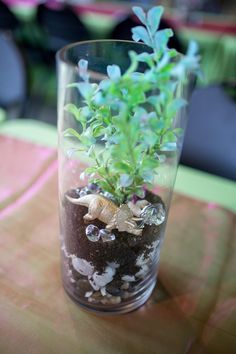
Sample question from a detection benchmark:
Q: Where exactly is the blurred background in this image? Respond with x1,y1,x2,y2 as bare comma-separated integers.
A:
0,0,236,180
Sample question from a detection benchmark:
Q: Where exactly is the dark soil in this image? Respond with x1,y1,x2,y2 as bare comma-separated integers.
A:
60,187,165,303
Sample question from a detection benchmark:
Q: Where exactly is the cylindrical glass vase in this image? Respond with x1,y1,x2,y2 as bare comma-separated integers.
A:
57,40,189,314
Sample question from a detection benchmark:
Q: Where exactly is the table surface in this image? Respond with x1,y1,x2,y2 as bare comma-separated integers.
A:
0,120,236,354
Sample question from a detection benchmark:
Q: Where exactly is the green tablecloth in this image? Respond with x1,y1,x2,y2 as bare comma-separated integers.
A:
1,118,236,213
179,28,236,84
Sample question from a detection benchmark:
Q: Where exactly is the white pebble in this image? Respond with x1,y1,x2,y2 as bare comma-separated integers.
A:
136,253,149,267
121,282,129,290
85,291,93,298
122,275,136,282
89,278,100,291
107,262,120,269
100,287,107,297
92,266,115,288
135,264,149,278
72,257,94,276
109,296,121,304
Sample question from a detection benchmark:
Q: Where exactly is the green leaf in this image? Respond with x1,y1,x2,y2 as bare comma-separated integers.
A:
80,106,90,117
113,161,132,173
154,120,166,130
163,131,177,142
67,83,80,89
85,166,97,174
132,6,146,25
78,82,96,100
134,187,146,199
64,103,80,119
136,52,153,64
96,180,114,194
157,52,171,70
141,157,159,170
148,93,166,107
160,142,177,151
131,26,152,46
173,128,183,137
133,144,145,162
93,125,105,137
78,59,89,81
80,128,96,145
187,40,199,56
107,65,121,80
166,98,187,118
147,6,164,35
64,104,89,130
141,170,154,184
93,91,105,105
120,174,133,187
143,130,158,147
63,128,81,140
154,29,173,51
96,166,107,178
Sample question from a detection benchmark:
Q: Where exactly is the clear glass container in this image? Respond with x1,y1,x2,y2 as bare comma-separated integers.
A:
57,40,189,314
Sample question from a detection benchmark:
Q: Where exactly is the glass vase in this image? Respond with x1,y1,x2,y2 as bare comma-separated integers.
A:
57,40,189,314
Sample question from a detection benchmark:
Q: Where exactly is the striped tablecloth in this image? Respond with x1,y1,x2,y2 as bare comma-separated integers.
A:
0,136,235,354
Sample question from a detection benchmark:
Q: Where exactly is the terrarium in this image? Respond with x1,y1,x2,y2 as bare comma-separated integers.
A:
57,6,200,314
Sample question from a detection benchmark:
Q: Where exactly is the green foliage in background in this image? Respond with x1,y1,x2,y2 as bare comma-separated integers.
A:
64,6,200,204
0,108,6,125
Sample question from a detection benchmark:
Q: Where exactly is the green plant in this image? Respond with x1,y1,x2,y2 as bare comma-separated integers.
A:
64,6,200,204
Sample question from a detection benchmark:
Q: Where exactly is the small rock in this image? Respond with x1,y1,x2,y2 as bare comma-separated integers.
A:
75,188,81,197
92,291,103,300
106,280,123,296
70,267,84,281
122,275,136,282
121,291,131,299
72,257,94,276
78,190,86,197
107,262,120,269
101,191,117,202
79,187,91,197
88,183,100,192
86,224,100,242
101,296,121,305
100,287,107,297
85,291,93,298
88,292,104,303
89,278,100,291
136,253,149,267
88,297,99,304
76,279,94,297
109,296,121,304
91,266,115,288
100,229,116,242
101,298,110,305
121,282,129,290
148,239,161,262
135,264,149,278
140,203,166,226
